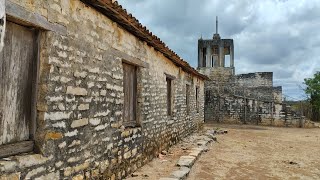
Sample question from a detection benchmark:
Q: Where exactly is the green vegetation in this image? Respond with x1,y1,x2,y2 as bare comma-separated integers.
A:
304,72,320,121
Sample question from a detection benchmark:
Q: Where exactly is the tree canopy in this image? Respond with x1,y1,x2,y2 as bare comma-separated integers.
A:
304,72,320,121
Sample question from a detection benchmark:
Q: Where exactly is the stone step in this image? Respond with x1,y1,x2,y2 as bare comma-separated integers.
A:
176,156,196,168
159,178,180,180
171,167,190,180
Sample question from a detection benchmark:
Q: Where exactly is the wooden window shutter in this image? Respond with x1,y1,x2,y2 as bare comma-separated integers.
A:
196,87,199,113
186,84,190,114
166,78,172,116
123,63,137,125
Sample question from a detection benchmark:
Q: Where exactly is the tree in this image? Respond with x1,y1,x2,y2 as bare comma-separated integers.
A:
304,72,320,121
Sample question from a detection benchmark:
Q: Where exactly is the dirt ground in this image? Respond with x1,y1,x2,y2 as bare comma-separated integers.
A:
125,124,320,180
188,124,320,180
125,133,207,180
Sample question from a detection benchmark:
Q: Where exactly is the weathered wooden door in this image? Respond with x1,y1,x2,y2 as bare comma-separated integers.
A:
0,21,36,145
122,63,137,125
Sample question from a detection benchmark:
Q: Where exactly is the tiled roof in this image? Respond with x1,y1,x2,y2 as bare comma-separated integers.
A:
81,0,208,80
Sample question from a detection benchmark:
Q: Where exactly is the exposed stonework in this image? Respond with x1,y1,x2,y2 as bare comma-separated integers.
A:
198,22,316,128
0,0,206,179
198,22,284,126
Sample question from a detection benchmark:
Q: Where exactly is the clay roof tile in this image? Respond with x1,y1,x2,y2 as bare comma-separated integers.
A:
80,0,208,79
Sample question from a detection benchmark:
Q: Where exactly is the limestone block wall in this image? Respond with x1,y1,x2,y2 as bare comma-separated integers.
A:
0,1,205,179
203,69,282,124
235,72,273,87
273,86,282,103
204,92,275,124
198,67,234,83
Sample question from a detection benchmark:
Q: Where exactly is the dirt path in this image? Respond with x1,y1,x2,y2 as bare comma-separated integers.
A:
125,133,210,180
188,124,320,180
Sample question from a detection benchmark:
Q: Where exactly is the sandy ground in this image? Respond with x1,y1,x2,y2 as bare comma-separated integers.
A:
188,124,320,180
125,124,320,180
125,132,208,180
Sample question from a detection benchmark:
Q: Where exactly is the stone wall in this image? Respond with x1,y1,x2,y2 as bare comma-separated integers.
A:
235,72,273,87
198,67,234,83
273,86,282,103
202,68,282,124
0,1,205,179
204,93,275,124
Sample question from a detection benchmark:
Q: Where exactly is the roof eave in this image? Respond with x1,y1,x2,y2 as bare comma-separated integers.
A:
80,0,208,80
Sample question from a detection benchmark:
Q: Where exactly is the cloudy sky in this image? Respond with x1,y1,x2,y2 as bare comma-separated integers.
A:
118,0,320,100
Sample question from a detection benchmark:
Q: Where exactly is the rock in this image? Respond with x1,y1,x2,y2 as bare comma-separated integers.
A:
189,148,202,158
201,146,209,152
192,147,204,152
198,135,212,142
289,161,298,165
161,150,168,155
197,140,209,146
158,153,165,160
207,130,216,135
171,167,190,180
0,160,17,171
217,130,224,134
211,136,217,142
159,178,179,180
224,130,228,134
176,156,196,168
205,133,217,141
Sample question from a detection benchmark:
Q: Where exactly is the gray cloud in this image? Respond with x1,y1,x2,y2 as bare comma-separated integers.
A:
118,0,320,100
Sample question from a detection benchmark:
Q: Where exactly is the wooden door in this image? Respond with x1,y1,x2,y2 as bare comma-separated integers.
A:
0,21,36,145
123,63,137,125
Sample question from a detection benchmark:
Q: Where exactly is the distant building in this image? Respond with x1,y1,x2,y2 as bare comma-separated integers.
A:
198,17,283,125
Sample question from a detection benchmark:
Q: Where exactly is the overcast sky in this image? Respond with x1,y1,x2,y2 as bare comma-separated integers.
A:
118,0,320,100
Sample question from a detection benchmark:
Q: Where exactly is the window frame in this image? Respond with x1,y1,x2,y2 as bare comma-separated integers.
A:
166,76,177,117
164,73,176,117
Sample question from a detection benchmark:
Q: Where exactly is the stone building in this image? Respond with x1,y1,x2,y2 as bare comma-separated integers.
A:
0,0,207,179
198,18,283,125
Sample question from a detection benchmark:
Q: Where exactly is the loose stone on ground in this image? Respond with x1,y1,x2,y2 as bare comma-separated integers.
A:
124,128,227,180
157,128,226,180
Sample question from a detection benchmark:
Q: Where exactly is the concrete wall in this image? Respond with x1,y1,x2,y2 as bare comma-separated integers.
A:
0,1,205,179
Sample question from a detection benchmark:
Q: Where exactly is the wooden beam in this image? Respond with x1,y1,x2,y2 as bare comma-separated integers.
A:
164,73,176,80
0,141,34,158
